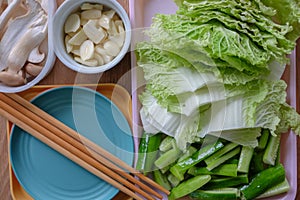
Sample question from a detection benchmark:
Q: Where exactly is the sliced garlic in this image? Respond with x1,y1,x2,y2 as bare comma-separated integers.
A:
80,19,88,26
103,40,120,57
68,29,88,45
94,53,104,66
74,57,98,67
81,9,102,19
81,3,103,11
65,35,73,53
64,3,126,67
71,49,80,56
103,10,115,19
98,14,111,30
107,20,118,36
115,20,123,31
80,40,94,61
95,46,108,55
64,13,80,33
102,54,113,64
83,20,106,44
109,34,125,48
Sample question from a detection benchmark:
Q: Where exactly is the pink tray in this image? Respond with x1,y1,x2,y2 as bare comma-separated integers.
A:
129,1,298,200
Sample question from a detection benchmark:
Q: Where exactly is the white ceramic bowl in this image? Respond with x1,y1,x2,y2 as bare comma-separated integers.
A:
0,0,57,93
52,0,131,74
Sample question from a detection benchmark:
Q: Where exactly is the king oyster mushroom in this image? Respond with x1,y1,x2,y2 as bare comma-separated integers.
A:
0,0,48,86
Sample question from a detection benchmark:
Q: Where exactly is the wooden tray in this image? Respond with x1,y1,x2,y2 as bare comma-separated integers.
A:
6,84,133,200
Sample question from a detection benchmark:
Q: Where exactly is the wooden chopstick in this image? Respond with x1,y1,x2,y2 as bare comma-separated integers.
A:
5,92,170,196
2,93,164,200
0,99,144,200
0,94,167,200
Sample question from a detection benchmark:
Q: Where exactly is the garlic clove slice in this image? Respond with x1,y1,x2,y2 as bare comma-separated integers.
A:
80,40,94,61
95,46,108,56
103,40,120,57
68,29,88,45
98,14,111,30
74,57,98,67
102,54,113,64
81,3,103,11
94,53,104,66
64,13,80,33
83,20,106,44
65,35,73,53
103,10,115,19
81,9,102,19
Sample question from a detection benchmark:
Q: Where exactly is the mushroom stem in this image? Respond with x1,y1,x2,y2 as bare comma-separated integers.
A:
0,71,26,86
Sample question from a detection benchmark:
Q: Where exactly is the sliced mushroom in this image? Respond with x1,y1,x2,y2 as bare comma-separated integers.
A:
28,46,45,63
0,0,22,38
0,70,26,86
25,62,43,76
0,0,47,71
6,14,47,73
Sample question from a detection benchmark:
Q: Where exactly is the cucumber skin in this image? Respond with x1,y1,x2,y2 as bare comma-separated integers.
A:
169,175,211,200
153,170,171,191
238,146,254,173
190,189,239,200
203,175,248,190
263,135,281,166
170,141,224,180
136,133,162,174
241,164,286,200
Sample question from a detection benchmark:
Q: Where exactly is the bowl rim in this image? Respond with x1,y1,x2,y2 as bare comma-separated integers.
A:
52,0,132,74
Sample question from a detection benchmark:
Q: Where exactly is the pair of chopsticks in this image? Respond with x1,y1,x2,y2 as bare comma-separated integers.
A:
0,92,170,200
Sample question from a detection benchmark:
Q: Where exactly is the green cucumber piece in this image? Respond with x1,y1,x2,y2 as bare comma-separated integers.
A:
205,143,239,165
159,136,175,152
167,173,181,187
257,129,270,150
154,147,181,169
190,188,240,200
136,132,162,175
238,146,254,173
226,158,239,164
256,178,290,199
169,175,211,200
203,174,248,190
153,170,171,191
240,164,286,200
250,151,266,174
206,147,241,171
178,146,197,162
170,141,224,181
188,164,238,177
263,135,281,165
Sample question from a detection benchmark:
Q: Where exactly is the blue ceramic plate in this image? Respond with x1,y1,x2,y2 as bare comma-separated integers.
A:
10,86,134,200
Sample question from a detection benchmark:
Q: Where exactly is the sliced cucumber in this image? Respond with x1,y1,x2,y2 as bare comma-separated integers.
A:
206,147,241,171
257,129,270,150
263,135,281,165
240,164,286,200
169,175,211,200
238,146,254,173
190,188,240,200
188,164,238,177
205,142,239,165
256,178,290,199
